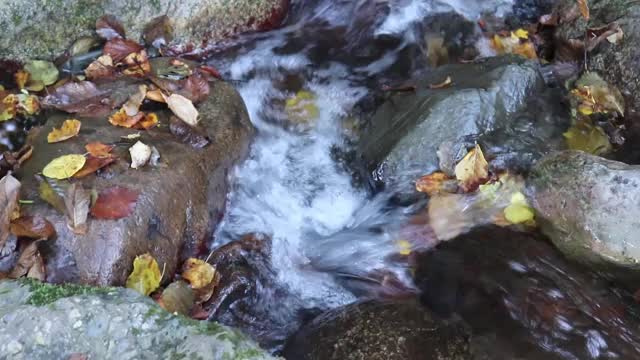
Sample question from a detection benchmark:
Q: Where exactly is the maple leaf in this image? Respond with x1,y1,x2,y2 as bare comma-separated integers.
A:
126,253,161,296
90,186,139,220
47,119,81,143
454,144,489,192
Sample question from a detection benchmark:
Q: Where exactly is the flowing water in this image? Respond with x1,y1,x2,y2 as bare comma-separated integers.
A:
207,0,640,357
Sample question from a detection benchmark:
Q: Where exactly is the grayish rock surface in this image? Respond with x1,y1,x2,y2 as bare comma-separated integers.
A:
0,280,276,359
529,151,640,273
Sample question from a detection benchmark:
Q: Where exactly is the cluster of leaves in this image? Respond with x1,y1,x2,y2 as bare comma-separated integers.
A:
491,29,538,59
0,59,55,122
125,253,220,318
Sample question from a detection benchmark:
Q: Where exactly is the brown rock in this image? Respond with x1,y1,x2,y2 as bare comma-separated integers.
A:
16,80,254,286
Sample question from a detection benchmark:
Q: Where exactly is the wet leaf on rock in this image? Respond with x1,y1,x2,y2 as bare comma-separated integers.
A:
122,50,151,77
10,216,55,239
454,144,489,192
64,183,90,235
24,60,59,87
159,281,194,315
85,142,114,158
15,70,29,90
563,120,612,155
103,38,144,63
163,93,199,126
134,113,159,130
90,186,139,220
169,116,210,148
47,119,81,143
36,175,67,213
126,253,161,296
96,15,125,40
572,72,624,115
0,174,21,249
42,154,86,179
73,156,117,178
109,108,145,128
415,171,456,195
8,241,40,279
129,141,151,169
84,55,116,81
181,258,216,289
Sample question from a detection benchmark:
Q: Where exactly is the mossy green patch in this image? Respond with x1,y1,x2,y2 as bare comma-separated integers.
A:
21,279,115,306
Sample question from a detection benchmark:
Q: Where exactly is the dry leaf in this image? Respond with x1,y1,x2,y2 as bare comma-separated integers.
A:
64,183,90,234
415,171,455,195
429,76,453,89
134,113,159,130
126,253,161,296
454,144,489,192
0,174,21,249
85,142,114,158
122,50,151,77
103,38,143,63
73,155,116,178
26,252,45,281
146,89,166,103
47,119,81,143
181,258,215,289
90,186,139,220
42,154,86,179
123,85,147,116
164,93,199,126
577,0,590,20
10,216,56,239
84,55,116,80
129,141,151,169
8,241,39,279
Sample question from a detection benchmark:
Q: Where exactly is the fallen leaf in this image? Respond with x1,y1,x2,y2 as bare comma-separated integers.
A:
143,15,174,48
73,155,116,178
10,216,55,239
0,174,21,249
109,108,145,128
42,154,86,179
159,281,194,315
577,0,590,20
285,90,319,124
103,38,144,63
181,258,216,289
15,70,29,90
8,241,39,278
90,186,139,220
96,15,125,40
563,120,611,155
126,253,161,296
429,76,453,89
428,193,473,241
454,144,489,192
396,239,412,256
24,60,59,87
180,72,210,103
26,252,45,281
193,271,219,304
134,112,159,130
146,89,166,103
123,85,147,116
415,171,455,195
573,72,625,115
17,94,40,115
491,33,537,59
84,55,116,80
129,141,151,169
164,93,199,126
36,175,67,213
503,192,535,224
42,81,112,115
64,183,90,234
122,50,151,77
513,28,529,39
85,142,114,158
47,119,81,143
199,65,223,80
169,116,210,148
69,36,100,57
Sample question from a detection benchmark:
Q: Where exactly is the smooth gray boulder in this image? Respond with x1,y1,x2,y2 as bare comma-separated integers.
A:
358,56,569,191
0,280,276,359
0,0,289,61
529,151,640,274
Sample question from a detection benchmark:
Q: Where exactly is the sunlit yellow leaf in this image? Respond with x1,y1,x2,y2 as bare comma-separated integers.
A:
503,192,535,224
513,28,529,39
181,258,215,289
126,253,161,296
396,239,412,256
42,154,86,179
47,119,81,143
454,144,489,192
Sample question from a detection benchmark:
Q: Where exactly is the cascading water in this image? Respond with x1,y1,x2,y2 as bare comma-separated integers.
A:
208,0,640,357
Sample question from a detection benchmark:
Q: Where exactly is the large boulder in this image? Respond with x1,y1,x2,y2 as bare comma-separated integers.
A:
282,300,471,360
0,280,275,359
357,55,569,192
0,0,289,61
529,151,640,276
10,79,254,286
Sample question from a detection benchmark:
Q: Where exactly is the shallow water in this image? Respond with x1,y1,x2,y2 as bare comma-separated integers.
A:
208,0,640,357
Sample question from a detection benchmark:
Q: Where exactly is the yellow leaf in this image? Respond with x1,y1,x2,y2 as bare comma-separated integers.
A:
126,253,162,296
42,154,86,179
181,258,215,289
285,90,319,124
396,240,412,256
503,192,535,224
454,144,489,192
513,28,529,39
577,0,590,20
47,119,81,143
563,120,611,155
163,93,199,126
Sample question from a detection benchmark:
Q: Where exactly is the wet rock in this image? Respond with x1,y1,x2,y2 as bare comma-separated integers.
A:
554,0,640,115
282,300,471,360
415,226,640,359
0,280,275,359
357,56,569,192
14,79,254,286
529,150,640,276
0,0,289,61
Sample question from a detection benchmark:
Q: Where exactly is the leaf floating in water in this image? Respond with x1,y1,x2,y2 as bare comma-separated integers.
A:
563,120,611,155
159,281,194,315
42,154,86,179
454,144,489,192
126,253,161,296
396,240,412,256
47,119,81,143
90,186,139,220
503,192,535,225
182,258,216,289
285,90,319,124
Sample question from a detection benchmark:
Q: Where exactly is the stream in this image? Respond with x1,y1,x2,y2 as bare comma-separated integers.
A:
205,0,640,358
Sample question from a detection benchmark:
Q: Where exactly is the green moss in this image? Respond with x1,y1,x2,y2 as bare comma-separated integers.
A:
21,279,115,306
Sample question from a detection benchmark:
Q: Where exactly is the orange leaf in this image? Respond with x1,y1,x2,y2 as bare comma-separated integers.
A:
415,172,454,195
85,142,114,158
73,155,116,178
109,108,144,128
10,216,56,239
47,119,81,143
134,112,159,130
577,0,590,20
15,70,29,90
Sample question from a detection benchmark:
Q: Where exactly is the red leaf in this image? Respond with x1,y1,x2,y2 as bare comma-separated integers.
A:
199,65,222,80
73,155,117,178
104,39,144,63
96,15,125,40
10,216,56,239
91,187,139,220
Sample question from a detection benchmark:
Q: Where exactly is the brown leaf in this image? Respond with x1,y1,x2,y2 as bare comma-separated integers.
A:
90,187,139,220
64,183,90,234
85,142,114,158
84,55,116,81
9,240,39,279
10,216,56,239
122,50,151,77
26,252,46,281
454,144,489,192
15,70,29,90
0,174,21,249
164,93,198,126
428,193,473,241
96,15,125,40
143,15,174,48
73,155,117,178
199,65,223,80
415,172,456,195
47,119,81,143
169,116,211,148
134,113,159,130
429,76,453,89
42,81,112,116
123,85,147,116
109,108,145,128
180,72,210,103
577,0,590,20
104,38,144,63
